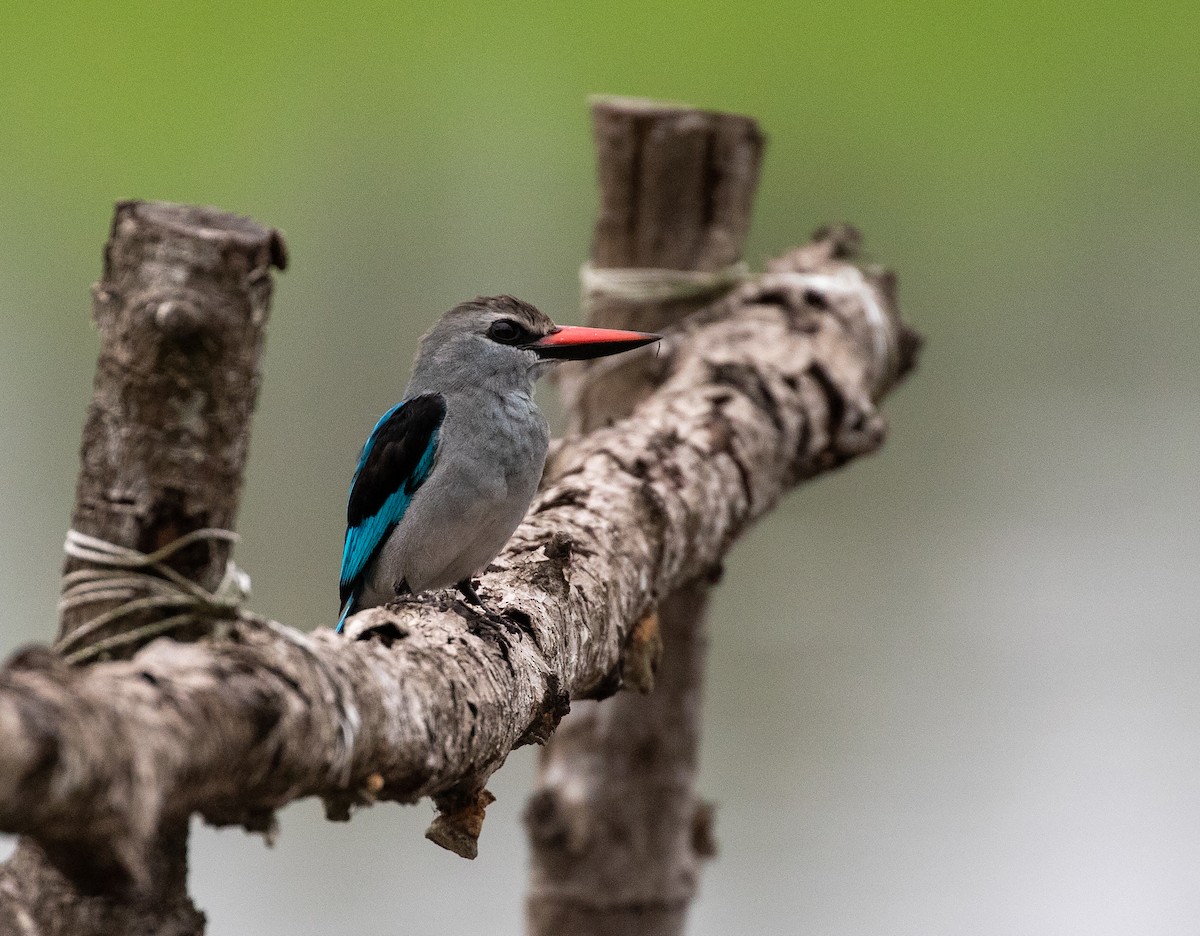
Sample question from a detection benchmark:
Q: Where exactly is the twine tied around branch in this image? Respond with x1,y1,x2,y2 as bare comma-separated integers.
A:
580,260,750,307
55,528,251,665
567,262,751,396
578,261,898,389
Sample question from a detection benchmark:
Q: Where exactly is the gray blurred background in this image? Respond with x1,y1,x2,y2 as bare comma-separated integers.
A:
1,2,1197,933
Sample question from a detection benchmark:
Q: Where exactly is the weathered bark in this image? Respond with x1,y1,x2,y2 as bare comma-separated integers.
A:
0,202,286,936
0,226,916,934
527,97,765,936
58,201,286,651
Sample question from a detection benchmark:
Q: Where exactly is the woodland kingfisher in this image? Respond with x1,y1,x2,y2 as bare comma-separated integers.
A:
337,295,660,631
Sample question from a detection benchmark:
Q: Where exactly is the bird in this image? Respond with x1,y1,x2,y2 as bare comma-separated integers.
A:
337,295,660,632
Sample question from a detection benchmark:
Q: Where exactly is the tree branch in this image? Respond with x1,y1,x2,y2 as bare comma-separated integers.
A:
0,230,917,930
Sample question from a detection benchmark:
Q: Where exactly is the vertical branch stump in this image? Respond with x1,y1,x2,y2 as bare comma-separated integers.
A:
0,201,286,936
60,201,286,651
525,98,764,936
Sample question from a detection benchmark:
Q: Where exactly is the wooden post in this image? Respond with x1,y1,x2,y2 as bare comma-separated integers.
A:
525,98,764,936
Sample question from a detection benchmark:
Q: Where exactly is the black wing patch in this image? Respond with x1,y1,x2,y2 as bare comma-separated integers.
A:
347,393,446,526
340,393,446,605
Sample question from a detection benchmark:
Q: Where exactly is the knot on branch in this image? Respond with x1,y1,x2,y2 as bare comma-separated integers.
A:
323,773,385,823
620,611,663,694
425,787,497,860
516,675,572,748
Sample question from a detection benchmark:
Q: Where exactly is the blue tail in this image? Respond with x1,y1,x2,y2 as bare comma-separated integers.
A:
336,593,355,634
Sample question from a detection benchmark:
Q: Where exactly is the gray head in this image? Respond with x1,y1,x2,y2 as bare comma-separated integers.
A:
407,295,659,397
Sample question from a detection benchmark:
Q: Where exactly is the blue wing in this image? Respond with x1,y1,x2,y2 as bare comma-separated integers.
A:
337,393,445,630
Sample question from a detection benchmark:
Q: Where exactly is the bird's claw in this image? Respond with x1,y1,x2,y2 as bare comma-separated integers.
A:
456,579,521,635
470,608,522,636
455,578,485,608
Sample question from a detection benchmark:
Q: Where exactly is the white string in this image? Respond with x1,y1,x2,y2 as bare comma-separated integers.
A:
581,260,750,306
53,530,362,779
581,260,896,385
55,527,251,665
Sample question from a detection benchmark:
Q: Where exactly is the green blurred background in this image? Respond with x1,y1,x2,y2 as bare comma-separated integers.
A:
2,1,1198,933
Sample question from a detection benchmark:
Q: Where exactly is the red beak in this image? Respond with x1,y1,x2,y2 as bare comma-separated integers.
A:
532,325,661,361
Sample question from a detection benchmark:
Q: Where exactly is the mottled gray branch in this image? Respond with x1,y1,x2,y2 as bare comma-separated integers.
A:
0,231,917,935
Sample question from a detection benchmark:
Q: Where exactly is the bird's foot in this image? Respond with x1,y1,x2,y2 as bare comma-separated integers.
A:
456,578,486,608
456,579,521,635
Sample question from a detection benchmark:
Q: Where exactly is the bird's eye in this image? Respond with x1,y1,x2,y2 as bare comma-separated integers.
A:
488,319,523,343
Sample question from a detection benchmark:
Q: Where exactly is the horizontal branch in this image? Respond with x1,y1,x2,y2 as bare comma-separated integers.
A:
0,229,918,892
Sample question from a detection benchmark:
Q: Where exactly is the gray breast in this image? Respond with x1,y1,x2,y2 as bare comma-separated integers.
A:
366,388,550,599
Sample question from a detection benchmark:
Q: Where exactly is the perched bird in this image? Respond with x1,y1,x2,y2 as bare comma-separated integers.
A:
337,296,659,632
